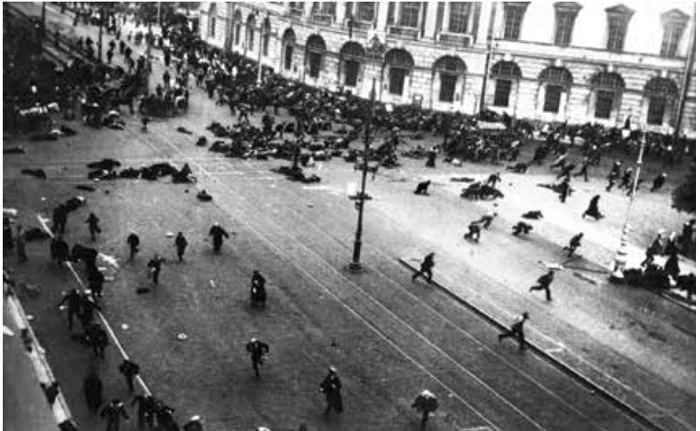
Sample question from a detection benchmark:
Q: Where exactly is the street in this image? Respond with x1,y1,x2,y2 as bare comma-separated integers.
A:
3,3,695,431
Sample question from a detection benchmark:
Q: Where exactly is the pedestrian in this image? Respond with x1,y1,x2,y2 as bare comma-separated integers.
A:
163,69,171,89
58,289,82,330
319,366,343,415
563,233,584,257
245,338,270,379
641,231,665,267
88,267,105,299
572,158,590,182
475,211,498,230
118,359,140,393
126,232,140,260
414,180,431,195
141,116,150,132
412,252,435,283
251,270,267,305
131,394,157,430
411,390,438,429
618,167,633,190
86,213,101,241
556,163,576,181
101,399,129,431
425,148,437,168
15,224,27,262
53,204,68,234
147,254,164,285
209,223,230,254
83,370,103,414
464,222,481,243
559,178,571,203
50,235,70,268
174,232,188,261
85,322,109,359
498,312,529,351
106,49,114,64
664,231,678,256
511,221,533,236
582,195,604,220
529,270,555,301
486,172,501,188
650,173,667,192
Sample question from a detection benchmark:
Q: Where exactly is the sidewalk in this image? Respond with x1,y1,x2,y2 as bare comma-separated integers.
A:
399,255,694,431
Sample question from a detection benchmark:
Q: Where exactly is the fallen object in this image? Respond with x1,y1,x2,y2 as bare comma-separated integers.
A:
87,158,121,170
522,210,544,220
177,126,193,135
197,190,213,201
63,196,86,212
24,228,51,241
136,287,151,294
21,169,47,179
195,136,207,147
75,185,96,192
4,146,25,154
450,177,475,183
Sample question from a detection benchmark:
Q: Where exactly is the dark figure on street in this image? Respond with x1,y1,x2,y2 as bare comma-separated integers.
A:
664,232,678,256
131,394,157,430
319,367,343,415
486,172,501,188
559,178,572,203
86,213,101,241
126,232,140,260
106,49,114,64
414,180,431,195
50,235,70,268
411,390,438,429
618,167,633,190
83,370,103,414
101,399,129,431
650,173,667,192
118,359,140,393
209,223,230,253
556,163,576,181
15,225,27,262
506,162,529,173
529,270,555,301
251,270,267,306
465,222,481,243
512,221,533,236
53,204,68,234
498,312,530,350
183,416,204,431
412,252,435,283
174,232,188,261
425,148,437,168
572,158,591,182
147,254,164,285
563,233,584,257
58,289,82,330
141,116,150,133
84,322,108,359
582,195,604,220
88,268,105,299
3,217,13,251
246,338,270,379
606,161,623,191
79,294,102,328
476,212,498,230
664,251,681,279
641,231,665,268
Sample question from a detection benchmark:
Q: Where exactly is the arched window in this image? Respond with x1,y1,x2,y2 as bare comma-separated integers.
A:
644,77,679,125
208,4,217,38
232,10,242,46
282,28,296,71
538,66,573,113
590,72,625,119
490,60,522,107
306,34,326,79
262,18,271,57
433,56,467,102
246,14,256,51
340,42,365,87
385,49,414,96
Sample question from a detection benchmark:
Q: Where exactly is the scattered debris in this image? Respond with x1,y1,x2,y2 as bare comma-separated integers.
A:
76,185,96,192
20,169,47,179
177,126,194,135
197,190,213,202
4,146,25,154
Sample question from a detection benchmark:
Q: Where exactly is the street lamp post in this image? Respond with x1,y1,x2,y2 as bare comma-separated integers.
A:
256,24,264,86
97,7,103,63
610,132,647,283
349,79,377,271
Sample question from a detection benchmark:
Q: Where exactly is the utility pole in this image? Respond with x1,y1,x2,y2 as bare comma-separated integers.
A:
478,2,497,113
610,133,647,282
257,23,264,86
674,6,695,138
97,6,103,63
41,2,46,38
349,79,377,271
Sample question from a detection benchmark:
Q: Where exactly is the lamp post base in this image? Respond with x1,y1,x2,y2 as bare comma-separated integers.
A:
348,261,363,272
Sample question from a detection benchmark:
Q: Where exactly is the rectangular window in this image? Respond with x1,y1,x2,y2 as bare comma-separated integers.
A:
554,11,576,46
647,96,665,125
387,2,396,25
448,3,471,34
345,60,360,87
234,24,241,45
284,45,294,70
309,52,322,78
543,85,562,113
439,74,457,102
248,29,255,50
660,24,683,57
494,79,512,107
209,18,216,38
389,68,406,95
606,15,627,52
594,90,615,119
503,5,525,40
263,34,270,56
398,2,420,28
357,2,375,22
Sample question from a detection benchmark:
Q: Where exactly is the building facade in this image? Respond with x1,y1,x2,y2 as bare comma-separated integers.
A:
198,2,696,135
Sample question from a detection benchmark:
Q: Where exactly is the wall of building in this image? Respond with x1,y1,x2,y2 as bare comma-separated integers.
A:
198,2,695,136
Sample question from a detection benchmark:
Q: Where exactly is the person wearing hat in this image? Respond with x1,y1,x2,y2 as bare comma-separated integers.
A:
147,254,165,285
486,172,501,188
174,232,188,262
642,231,666,268
101,399,129,431
131,394,157,430
650,173,668,192
411,389,438,429
319,366,343,415
126,232,140,261
498,312,530,351
208,223,230,254
529,270,555,302
412,252,435,284
563,233,584,258
582,195,604,220
118,359,140,393
245,338,270,379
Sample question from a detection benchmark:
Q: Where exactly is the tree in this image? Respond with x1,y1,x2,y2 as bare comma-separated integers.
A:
673,160,696,213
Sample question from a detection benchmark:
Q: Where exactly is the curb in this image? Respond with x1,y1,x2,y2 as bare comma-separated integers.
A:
398,257,679,431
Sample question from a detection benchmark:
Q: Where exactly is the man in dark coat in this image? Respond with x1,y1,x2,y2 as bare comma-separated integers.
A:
498,312,529,351
118,359,140,393
85,322,109,359
126,232,140,260
86,213,101,241
563,233,584,257
88,268,105,299
650,173,667,192
486,172,501,188
58,289,82,330
51,235,70,268
529,270,555,301
101,399,129,431
512,221,533,236
131,394,156,430
80,294,102,328
414,180,431,195
245,338,270,379
319,366,343,415
412,252,435,283
147,254,165,285
582,195,604,220
209,223,230,254
559,178,572,203
83,370,103,413
53,204,68,234
174,232,188,261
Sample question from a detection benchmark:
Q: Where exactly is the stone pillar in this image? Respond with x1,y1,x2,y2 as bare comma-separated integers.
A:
303,1,313,18
375,2,388,33
335,2,346,24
